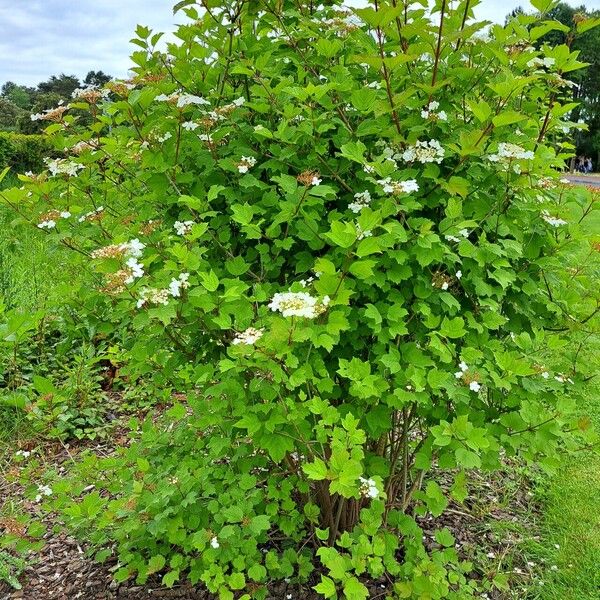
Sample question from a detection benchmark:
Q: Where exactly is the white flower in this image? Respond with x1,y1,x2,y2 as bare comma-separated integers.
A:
44,158,84,177
169,272,191,297
445,234,461,243
60,211,71,219
359,477,379,499
363,164,375,174
38,220,56,229
15,450,31,458
176,93,211,108
356,225,372,240
232,96,245,107
237,156,257,173
348,190,371,213
268,291,327,319
488,142,534,163
232,327,264,345
210,536,220,549
401,139,445,164
459,229,470,238
125,258,144,283
182,121,199,130
311,176,322,186
469,381,481,392
459,361,468,372
377,178,419,195
174,220,194,236
441,281,449,290
456,270,462,279
541,210,567,227
421,101,447,121
127,239,145,258
35,484,52,502
541,371,549,379
157,132,172,143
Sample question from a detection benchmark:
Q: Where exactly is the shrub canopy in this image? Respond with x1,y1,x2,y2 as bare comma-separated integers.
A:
2,0,600,598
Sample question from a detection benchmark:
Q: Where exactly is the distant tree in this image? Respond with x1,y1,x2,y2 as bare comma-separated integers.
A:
0,97,25,131
1,82,34,110
505,6,526,24
84,70,112,87
509,3,600,168
36,74,81,99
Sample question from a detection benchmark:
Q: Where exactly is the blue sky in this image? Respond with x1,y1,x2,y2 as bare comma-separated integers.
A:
1,0,599,86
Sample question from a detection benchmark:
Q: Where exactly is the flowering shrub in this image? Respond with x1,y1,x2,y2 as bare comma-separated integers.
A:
3,0,600,598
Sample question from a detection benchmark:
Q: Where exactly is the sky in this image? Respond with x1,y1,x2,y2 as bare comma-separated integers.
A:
1,0,599,87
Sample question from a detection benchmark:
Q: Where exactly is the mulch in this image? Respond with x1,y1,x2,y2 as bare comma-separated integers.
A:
0,436,540,600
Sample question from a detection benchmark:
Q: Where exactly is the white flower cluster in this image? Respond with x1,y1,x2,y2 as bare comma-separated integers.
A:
527,56,555,69
349,190,371,213
454,361,481,392
210,536,219,549
137,288,169,308
359,477,379,499
377,177,419,195
169,272,191,297
488,142,534,163
37,211,71,229
174,220,194,236
401,139,445,164
157,131,172,143
137,273,189,308
237,156,257,174
155,92,211,108
44,158,84,177
421,100,447,121
454,360,469,379
71,86,109,102
35,484,52,502
445,229,469,243
78,206,104,223
541,210,567,227
268,291,329,319
232,327,265,345
15,450,31,458
182,121,199,131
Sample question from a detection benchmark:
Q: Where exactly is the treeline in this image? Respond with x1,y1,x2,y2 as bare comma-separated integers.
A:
0,71,111,135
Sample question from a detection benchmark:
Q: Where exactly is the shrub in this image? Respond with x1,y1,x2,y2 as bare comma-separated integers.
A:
0,132,53,174
3,0,600,598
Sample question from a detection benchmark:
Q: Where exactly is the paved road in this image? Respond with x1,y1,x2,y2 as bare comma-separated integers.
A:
566,175,600,188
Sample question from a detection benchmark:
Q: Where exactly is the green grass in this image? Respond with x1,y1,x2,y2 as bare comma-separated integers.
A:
524,384,600,600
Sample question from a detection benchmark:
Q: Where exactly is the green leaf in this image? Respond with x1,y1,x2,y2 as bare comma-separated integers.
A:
200,270,219,292
339,141,367,164
314,575,337,598
326,221,357,248
343,577,369,600
162,569,180,587
434,528,455,547
303,458,329,481
228,572,246,590
492,111,527,128
147,555,166,575
249,515,271,535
